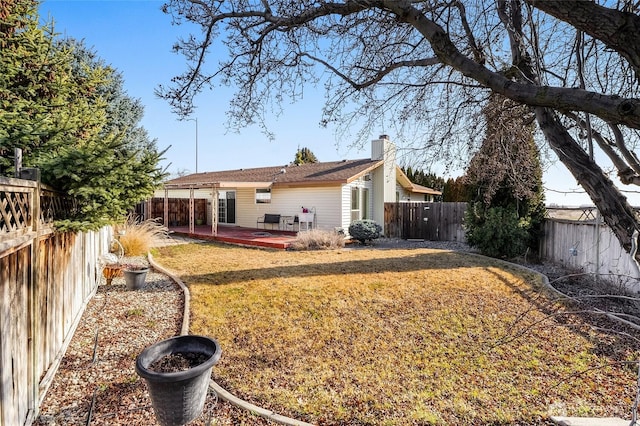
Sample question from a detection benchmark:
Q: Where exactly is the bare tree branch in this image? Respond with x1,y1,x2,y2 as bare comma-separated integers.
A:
526,0,640,78
160,0,640,259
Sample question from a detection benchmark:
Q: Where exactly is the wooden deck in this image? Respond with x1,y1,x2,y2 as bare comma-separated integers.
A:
168,225,298,250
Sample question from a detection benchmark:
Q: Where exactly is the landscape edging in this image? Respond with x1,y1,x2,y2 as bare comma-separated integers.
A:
147,252,316,426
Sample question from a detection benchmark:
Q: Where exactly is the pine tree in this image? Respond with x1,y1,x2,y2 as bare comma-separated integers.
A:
0,3,165,230
293,147,318,165
464,93,546,257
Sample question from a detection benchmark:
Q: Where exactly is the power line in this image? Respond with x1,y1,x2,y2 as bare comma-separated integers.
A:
545,186,640,195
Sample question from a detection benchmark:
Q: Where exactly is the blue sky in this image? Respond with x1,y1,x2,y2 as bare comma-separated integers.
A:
39,1,360,174
38,0,640,206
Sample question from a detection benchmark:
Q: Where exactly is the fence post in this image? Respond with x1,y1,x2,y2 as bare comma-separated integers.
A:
28,174,41,420
14,148,22,178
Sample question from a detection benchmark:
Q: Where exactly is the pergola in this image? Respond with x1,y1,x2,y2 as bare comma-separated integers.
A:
147,180,273,235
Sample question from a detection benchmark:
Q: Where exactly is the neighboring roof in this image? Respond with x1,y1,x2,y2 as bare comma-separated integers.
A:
164,159,383,189
395,167,442,195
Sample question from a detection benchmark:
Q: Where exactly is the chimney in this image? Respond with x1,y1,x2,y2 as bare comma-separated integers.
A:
371,135,395,162
370,135,397,232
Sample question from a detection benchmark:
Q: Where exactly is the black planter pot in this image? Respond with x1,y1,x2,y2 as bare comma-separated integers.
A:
135,335,222,426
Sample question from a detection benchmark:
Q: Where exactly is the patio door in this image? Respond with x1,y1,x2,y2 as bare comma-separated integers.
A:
218,191,236,224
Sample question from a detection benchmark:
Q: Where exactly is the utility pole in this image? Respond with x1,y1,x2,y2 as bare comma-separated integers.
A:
186,118,198,173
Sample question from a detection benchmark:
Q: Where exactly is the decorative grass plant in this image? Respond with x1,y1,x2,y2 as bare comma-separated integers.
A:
115,214,169,256
288,229,345,250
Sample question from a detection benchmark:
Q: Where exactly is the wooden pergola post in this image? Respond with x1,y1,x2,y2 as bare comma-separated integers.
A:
163,187,168,227
211,184,218,236
189,187,195,234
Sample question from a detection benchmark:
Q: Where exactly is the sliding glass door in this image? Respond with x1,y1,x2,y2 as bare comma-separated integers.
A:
217,191,236,224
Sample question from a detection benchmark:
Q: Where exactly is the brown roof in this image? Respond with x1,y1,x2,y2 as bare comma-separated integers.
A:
164,159,383,188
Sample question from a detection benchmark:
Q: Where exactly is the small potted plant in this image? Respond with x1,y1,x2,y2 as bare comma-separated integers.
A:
122,263,149,290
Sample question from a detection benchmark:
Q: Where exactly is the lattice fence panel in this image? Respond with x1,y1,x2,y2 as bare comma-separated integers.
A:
0,190,31,234
40,190,78,223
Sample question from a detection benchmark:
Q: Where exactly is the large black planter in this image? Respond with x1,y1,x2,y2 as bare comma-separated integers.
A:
135,335,222,426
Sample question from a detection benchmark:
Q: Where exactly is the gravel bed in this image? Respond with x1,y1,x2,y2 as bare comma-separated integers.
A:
34,256,271,426
364,237,478,252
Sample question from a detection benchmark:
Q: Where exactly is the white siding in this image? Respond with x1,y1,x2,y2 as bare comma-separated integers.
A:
235,188,260,228
396,184,410,201
371,167,385,229
341,178,374,232
231,186,343,230
273,186,342,230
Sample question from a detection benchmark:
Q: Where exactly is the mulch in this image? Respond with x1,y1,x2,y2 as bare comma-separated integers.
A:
34,260,272,426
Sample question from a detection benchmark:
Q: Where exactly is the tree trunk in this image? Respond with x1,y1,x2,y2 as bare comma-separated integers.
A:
535,107,639,258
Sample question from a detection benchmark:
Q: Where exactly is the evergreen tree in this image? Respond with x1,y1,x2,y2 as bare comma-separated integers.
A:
464,93,546,258
404,166,414,182
442,177,471,202
293,147,318,165
0,2,166,230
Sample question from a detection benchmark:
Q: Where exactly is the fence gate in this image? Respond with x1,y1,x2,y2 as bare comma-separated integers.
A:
384,202,429,239
384,202,468,241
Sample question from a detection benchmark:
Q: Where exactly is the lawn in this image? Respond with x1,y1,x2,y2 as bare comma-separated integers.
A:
153,243,639,425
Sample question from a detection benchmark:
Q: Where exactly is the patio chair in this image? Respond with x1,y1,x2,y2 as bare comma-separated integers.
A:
286,215,299,231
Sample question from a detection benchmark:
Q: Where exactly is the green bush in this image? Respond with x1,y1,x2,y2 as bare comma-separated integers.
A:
464,204,530,258
348,220,382,244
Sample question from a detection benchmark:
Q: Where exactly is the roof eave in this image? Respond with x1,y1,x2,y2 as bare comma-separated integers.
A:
345,160,384,184
164,181,273,189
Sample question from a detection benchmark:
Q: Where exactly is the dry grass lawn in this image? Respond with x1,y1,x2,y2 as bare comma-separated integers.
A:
153,243,639,425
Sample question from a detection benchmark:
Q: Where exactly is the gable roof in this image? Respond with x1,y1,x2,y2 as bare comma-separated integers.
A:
164,159,383,189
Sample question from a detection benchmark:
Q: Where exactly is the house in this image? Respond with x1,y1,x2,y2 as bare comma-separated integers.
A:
146,135,441,235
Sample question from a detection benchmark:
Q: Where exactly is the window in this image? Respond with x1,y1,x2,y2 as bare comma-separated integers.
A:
256,188,271,204
351,187,360,221
362,188,369,219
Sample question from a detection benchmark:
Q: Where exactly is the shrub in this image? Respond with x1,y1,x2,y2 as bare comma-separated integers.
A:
289,229,345,251
464,204,530,258
348,219,382,244
114,215,169,256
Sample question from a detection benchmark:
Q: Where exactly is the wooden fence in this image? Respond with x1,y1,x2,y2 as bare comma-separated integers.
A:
0,176,110,426
384,202,468,241
540,218,640,291
146,197,207,226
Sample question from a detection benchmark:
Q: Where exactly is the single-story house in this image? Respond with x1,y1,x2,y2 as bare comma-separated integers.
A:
146,135,441,235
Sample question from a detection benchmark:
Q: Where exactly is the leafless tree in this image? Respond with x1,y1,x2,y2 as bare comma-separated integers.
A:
158,0,640,261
